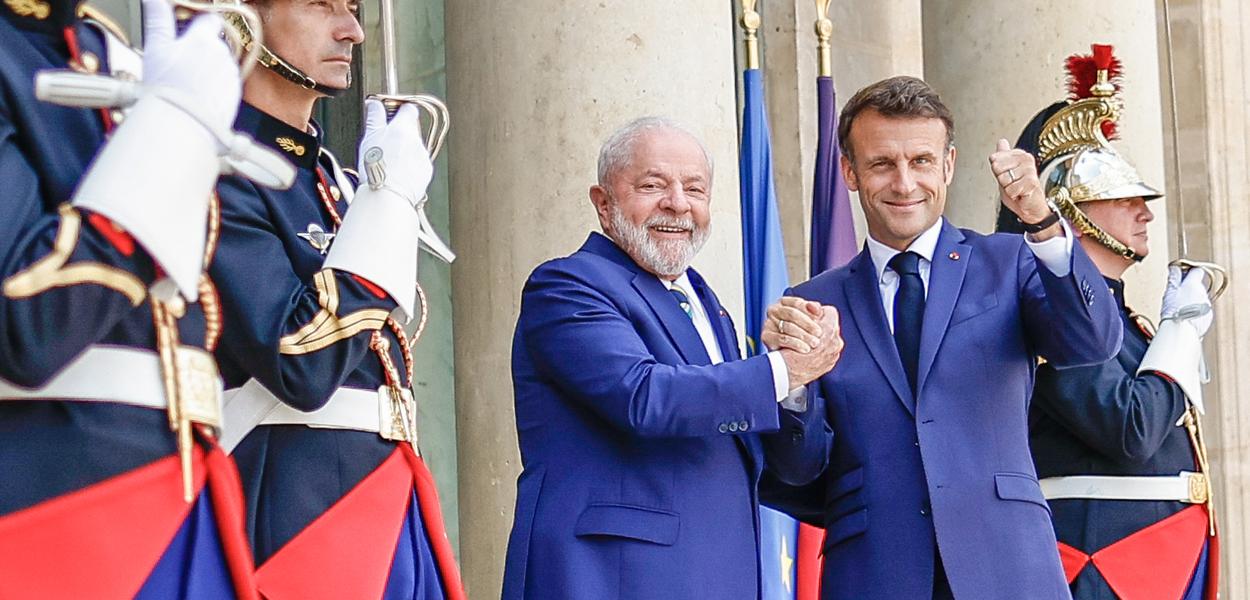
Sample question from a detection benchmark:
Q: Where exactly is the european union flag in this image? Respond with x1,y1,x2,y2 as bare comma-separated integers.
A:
739,66,799,600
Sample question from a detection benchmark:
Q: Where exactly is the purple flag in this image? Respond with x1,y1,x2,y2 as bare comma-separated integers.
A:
809,76,858,277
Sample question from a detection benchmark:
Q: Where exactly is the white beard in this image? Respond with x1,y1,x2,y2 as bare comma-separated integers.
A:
608,205,709,278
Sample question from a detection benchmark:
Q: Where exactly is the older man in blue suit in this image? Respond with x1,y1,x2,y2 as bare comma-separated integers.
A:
763,76,1122,599
503,117,844,599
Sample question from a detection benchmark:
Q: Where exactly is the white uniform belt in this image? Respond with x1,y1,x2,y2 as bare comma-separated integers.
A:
0,345,174,410
220,378,406,453
1040,472,1208,504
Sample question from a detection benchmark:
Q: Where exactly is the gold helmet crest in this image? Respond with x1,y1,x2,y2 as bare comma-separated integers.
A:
1038,44,1161,262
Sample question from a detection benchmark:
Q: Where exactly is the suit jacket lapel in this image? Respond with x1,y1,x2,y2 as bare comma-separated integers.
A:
844,249,915,415
688,270,741,361
916,221,971,398
631,272,712,366
581,233,713,366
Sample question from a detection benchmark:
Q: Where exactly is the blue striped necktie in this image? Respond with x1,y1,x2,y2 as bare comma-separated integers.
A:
669,286,694,320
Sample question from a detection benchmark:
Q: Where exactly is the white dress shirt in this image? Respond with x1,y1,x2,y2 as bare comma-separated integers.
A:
865,217,1074,333
662,274,791,403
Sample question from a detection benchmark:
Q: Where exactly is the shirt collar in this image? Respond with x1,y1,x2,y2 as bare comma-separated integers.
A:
866,217,944,282
659,272,695,294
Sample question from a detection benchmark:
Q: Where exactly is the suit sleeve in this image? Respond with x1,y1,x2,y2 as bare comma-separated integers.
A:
1016,236,1121,368
0,109,159,387
210,178,398,411
1032,358,1188,463
517,261,781,438
761,380,833,486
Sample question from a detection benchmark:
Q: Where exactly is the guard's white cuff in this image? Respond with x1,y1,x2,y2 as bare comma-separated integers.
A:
767,351,807,411
1025,218,1074,277
72,93,215,299
322,186,420,321
1138,317,1207,414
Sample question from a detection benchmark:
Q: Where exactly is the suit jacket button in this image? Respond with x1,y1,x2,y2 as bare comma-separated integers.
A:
728,421,740,432
718,423,729,434
738,420,750,432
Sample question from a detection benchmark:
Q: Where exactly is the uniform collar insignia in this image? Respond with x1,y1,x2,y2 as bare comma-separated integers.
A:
275,136,306,157
234,102,321,171
3,0,78,30
298,223,335,255
5,0,50,19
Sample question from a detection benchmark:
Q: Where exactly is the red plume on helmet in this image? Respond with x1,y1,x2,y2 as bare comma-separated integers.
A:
1065,44,1122,140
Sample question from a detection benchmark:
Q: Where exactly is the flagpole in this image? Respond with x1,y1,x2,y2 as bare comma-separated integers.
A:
815,0,832,78
741,0,761,70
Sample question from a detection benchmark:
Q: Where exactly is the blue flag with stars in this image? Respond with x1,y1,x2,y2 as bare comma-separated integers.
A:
739,67,799,599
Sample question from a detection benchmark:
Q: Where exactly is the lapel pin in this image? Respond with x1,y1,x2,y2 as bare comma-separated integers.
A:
948,251,960,261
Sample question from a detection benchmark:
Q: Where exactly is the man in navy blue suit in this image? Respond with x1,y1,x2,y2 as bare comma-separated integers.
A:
503,117,844,599
763,76,1122,599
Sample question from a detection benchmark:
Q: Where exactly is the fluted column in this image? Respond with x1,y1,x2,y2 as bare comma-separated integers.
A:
1161,0,1250,594
754,0,923,280
922,0,1171,316
444,3,743,596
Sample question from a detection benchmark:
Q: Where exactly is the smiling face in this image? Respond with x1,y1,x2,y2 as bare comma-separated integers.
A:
589,129,712,279
842,109,955,251
254,0,363,92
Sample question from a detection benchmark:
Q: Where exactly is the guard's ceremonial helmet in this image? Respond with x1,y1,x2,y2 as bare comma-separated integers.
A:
217,0,350,97
1004,44,1161,262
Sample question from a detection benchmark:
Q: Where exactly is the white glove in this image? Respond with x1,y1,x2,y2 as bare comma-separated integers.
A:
1161,265,1214,337
140,0,241,137
71,0,242,299
322,100,434,321
357,99,434,207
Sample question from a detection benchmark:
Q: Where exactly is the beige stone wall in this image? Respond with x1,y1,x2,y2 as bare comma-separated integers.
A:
1160,0,1250,593
444,2,743,596
921,0,1171,318
760,0,924,282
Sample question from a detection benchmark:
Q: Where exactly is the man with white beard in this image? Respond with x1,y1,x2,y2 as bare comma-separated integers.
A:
501,117,844,599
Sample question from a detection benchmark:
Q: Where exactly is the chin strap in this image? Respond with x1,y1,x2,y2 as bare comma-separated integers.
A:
259,47,349,98
1050,187,1145,262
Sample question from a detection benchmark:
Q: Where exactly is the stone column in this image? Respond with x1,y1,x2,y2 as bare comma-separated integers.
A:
444,3,744,596
756,0,923,281
1160,0,1250,594
90,0,141,39
922,1,1171,316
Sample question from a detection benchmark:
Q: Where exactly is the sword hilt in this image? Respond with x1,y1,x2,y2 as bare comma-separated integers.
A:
366,93,450,161
1171,258,1229,302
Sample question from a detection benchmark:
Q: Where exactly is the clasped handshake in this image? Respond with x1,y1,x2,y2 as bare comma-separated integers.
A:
762,298,845,391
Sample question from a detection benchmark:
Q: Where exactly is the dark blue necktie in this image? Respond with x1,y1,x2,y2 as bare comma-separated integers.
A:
669,286,694,320
889,251,925,395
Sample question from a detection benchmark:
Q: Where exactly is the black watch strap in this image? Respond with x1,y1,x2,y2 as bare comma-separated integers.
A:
1019,210,1060,234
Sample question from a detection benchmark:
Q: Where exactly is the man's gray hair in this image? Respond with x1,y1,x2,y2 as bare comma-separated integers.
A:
596,117,714,187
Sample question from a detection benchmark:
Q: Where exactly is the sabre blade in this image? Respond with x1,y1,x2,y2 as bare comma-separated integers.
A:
1161,0,1189,258
378,0,399,96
